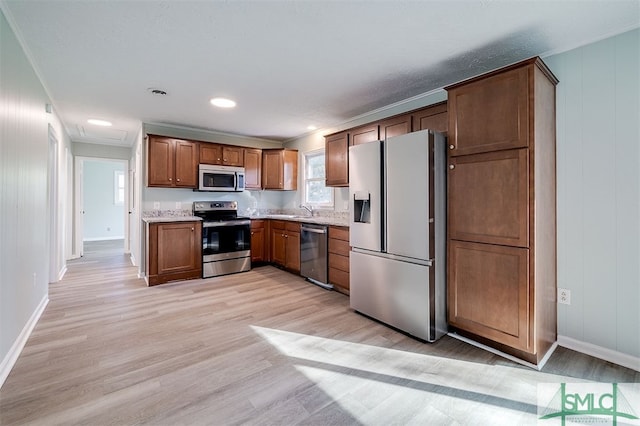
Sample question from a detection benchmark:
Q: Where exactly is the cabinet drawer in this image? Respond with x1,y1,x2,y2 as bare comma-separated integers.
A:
329,267,349,290
328,238,349,257
329,226,349,241
251,219,265,229
286,222,300,232
270,220,285,231
329,253,349,272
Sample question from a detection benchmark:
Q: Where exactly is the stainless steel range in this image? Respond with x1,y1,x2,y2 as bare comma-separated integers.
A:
193,201,251,278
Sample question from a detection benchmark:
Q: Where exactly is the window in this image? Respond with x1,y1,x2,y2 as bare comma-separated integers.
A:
114,170,125,205
304,149,333,208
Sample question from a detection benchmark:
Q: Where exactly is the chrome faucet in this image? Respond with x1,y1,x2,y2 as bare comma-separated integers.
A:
300,204,313,216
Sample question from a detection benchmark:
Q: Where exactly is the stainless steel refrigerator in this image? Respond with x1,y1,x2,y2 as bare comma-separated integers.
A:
349,129,447,342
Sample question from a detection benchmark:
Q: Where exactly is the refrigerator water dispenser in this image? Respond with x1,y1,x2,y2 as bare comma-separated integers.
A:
353,191,371,223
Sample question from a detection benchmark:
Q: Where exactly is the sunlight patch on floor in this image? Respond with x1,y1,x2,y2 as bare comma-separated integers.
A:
251,325,588,425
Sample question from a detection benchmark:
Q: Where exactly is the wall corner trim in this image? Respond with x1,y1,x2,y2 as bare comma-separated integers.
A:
558,335,640,372
0,295,49,389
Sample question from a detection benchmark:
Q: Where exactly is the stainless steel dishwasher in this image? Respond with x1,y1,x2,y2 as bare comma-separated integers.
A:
300,223,331,289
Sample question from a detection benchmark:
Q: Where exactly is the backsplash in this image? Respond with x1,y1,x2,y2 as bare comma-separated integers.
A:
256,208,349,221
142,209,193,218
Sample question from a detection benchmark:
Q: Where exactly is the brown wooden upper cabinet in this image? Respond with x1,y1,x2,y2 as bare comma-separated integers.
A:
262,149,298,190
325,131,349,187
350,123,379,146
447,67,529,156
412,101,448,133
244,148,262,190
147,134,198,188
200,143,244,166
323,102,449,188
379,113,412,140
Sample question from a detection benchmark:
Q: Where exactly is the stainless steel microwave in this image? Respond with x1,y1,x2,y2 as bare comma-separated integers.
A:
198,164,245,192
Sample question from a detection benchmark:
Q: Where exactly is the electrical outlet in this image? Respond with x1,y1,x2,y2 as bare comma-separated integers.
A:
558,288,571,305
175,202,181,209
343,201,349,210
33,272,37,287
153,202,160,210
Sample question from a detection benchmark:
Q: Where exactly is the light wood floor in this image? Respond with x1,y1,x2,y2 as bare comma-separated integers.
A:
1,249,638,425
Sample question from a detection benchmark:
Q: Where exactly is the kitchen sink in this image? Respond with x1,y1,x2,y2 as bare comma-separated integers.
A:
268,214,304,219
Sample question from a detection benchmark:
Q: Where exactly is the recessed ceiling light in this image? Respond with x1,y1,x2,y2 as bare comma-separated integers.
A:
148,88,167,96
210,97,236,108
87,119,112,126
307,125,317,131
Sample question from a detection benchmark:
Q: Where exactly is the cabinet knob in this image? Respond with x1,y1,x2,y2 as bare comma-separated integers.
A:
449,164,455,170
191,228,194,231
449,144,455,150
177,178,181,182
251,231,254,235
169,177,172,181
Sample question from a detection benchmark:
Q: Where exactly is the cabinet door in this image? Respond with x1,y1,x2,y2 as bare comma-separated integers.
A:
285,231,300,272
448,66,529,156
350,123,379,146
448,240,531,351
412,102,448,134
271,227,286,266
250,227,265,262
148,136,174,186
448,148,529,247
157,222,200,274
379,114,411,140
325,132,349,187
174,140,198,188
199,144,223,165
244,148,262,189
223,146,244,166
262,150,283,189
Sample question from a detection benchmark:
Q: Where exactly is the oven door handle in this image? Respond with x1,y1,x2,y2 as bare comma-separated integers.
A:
203,220,251,227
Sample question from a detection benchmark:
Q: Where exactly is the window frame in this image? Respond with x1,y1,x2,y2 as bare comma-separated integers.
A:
114,170,125,205
303,148,334,209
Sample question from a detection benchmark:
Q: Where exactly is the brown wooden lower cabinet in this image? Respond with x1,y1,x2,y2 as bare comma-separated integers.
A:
270,220,300,273
147,221,202,286
447,239,531,352
328,226,350,295
250,220,266,263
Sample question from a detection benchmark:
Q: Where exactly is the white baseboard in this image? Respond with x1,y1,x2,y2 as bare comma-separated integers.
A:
57,265,67,281
558,335,640,372
0,295,49,389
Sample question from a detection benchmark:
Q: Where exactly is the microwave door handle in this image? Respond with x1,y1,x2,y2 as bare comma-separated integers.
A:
233,173,238,190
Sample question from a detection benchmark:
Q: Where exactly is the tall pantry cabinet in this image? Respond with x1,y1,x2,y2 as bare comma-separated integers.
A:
445,57,558,365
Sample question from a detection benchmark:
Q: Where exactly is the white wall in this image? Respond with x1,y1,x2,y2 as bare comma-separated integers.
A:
82,160,126,240
0,9,71,386
73,142,131,160
545,28,640,362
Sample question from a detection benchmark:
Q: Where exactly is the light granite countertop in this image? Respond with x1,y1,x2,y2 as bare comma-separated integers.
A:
249,214,349,227
142,216,203,223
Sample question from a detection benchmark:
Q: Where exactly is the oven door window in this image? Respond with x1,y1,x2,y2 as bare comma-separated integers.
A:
202,224,250,255
202,172,235,189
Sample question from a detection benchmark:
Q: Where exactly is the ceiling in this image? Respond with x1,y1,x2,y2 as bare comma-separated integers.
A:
2,1,638,146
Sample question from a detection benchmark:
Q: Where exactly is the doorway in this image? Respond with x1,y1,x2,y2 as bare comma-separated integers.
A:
74,157,129,257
